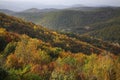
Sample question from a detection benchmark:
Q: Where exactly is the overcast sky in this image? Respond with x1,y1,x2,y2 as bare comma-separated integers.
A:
0,0,120,11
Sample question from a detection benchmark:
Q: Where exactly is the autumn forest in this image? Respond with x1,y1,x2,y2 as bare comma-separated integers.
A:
0,3,120,80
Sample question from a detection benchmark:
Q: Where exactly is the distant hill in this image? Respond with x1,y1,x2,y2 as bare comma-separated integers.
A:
22,8,41,13
22,8,58,13
0,9,15,14
87,25,120,44
82,14,120,43
10,7,120,32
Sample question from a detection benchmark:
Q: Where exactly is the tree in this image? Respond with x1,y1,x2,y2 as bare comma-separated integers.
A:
4,42,17,57
15,35,41,65
6,54,19,69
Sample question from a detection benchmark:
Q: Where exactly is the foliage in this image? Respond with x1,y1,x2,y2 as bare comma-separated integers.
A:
3,42,17,56
23,73,42,80
0,67,8,80
0,12,120,80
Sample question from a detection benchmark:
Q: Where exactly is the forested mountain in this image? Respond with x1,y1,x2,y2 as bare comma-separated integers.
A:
1,7,120,44
0,13,105,54
0,9,120,80
0,9,15,15
1,12,120,54
9,7,120,31
22,8,58,13
84,14,120,43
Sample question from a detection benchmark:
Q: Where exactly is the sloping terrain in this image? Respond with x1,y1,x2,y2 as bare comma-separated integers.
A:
1,12,120,54
10,7,120,32
0,13,103,54
3,7,119,44
0,13,120,80
0,9,15,15
84,16,120,43
1,7,120,44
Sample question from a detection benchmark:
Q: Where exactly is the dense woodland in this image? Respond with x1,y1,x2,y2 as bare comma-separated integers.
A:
0,12,120,80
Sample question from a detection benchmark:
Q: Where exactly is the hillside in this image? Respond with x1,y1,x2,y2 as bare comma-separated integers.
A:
11,7,120,31
7,7,120,44
22,8,42,13
1,12,120,54
87,26,120,43
84,15,120,43
0,13,120,80
0,13,103,54
1,7,120,44
61,32,120,54
0,9,15,15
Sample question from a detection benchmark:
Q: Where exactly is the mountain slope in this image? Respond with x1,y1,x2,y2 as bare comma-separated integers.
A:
22,8,41,13
83,15,120,43
0,9,15,14
1,7,120,45
0,13,103,54
87,26,120,43
0,26,120,80
0,12,120,80
11,7,120,34
0,13,120,54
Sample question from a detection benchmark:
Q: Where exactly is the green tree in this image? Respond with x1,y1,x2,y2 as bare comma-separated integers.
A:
4,42,17,57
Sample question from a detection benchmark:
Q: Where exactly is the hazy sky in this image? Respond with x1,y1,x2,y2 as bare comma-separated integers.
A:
0,0,120,11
